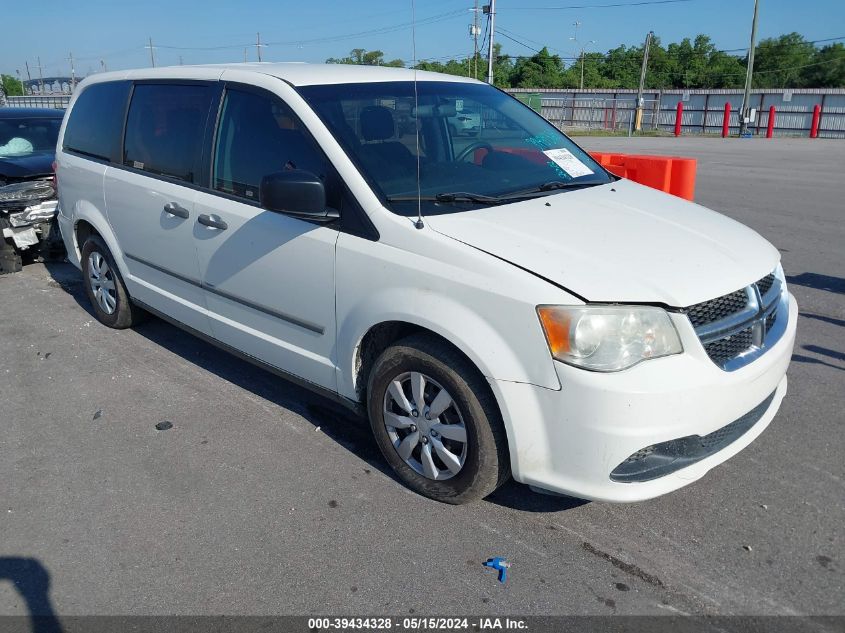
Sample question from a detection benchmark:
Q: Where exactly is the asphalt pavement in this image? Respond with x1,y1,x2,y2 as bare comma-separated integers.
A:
0,137,842,619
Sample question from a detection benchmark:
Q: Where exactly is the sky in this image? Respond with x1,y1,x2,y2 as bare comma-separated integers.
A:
2,0,843,80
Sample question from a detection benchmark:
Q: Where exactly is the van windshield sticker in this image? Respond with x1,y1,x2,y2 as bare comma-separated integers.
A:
542,148,594,178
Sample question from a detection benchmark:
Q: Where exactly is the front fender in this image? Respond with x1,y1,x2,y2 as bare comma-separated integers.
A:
336,286,561,402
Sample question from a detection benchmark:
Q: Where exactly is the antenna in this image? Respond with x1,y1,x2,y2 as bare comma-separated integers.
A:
411,0,424,230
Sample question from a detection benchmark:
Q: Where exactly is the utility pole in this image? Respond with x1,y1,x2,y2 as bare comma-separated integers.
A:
67,52,76,90
36,56,45,93
471,0,480,79
484,0,496,85
24,61,32,95
244,48,248,63
579,44,597,90
739,0,760,136
147,37,156,67
570,26,595,91
256,32,264,62
635,31,653,132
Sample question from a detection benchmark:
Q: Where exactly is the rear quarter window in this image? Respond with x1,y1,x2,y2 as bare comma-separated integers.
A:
63,81,131,160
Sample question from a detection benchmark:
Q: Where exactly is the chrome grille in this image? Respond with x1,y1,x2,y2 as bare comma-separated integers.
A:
757,273,775,297
703,327,754,365
684,289,748,328
684,271,785,370
765,309,777,333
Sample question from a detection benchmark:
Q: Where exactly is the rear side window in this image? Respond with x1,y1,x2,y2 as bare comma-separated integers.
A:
123,83,212,183
63,81,130,160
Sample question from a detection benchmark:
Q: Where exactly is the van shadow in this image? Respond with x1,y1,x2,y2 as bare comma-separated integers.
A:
786,272,845,295
43,261,581,513
0,557,64,633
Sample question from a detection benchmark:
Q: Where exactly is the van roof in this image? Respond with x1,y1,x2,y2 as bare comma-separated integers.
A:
84,62,480,88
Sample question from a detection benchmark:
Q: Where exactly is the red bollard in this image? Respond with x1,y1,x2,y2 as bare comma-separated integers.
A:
722,102,731,138
810,104,821,138
766,105,776,138
674,102,683,137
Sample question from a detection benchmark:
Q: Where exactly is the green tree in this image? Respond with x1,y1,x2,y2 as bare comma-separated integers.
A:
597,45,641,89
326,48,404,67
510,47,564,88
801,43,845,87
752,32,815,88
492,43,514,87
1,74,24,96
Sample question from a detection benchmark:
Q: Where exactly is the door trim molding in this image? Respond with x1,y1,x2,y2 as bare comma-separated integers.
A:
131,297,362,416
124,252,325,335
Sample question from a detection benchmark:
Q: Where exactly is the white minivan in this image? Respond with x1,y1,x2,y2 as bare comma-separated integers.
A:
56,64,796,504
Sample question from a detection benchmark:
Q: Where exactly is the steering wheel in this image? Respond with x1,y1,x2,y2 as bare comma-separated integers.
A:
455,141,494,163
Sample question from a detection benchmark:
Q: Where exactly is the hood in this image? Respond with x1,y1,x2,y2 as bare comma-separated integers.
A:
425,179,779,307
0,150,55,180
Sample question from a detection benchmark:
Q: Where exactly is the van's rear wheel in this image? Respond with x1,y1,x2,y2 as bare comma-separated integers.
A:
367,334,510,504
81,235,145,329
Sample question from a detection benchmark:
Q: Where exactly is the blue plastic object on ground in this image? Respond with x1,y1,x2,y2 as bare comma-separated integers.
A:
483,557,510,583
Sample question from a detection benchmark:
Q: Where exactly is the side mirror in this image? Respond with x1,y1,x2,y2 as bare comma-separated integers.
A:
259,170,336,220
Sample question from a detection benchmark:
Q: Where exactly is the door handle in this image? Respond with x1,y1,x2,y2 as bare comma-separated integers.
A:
197,213,228,230
163,202,190,219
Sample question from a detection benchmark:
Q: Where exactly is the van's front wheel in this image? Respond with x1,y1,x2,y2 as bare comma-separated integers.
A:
81,235,145,329
367,334,510,504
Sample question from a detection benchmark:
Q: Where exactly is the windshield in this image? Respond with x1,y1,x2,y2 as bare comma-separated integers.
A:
0,117,62,157
298,81,611,215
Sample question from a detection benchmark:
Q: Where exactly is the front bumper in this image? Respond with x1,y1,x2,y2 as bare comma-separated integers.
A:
492,292,797,502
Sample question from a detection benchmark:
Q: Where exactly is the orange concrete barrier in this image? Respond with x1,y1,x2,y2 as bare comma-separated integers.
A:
589,152,697,201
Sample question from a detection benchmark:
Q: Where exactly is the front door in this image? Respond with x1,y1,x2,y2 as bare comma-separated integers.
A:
192,85,339,390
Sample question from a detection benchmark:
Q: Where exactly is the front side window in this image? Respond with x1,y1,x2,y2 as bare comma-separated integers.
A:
0,117,62,157
123,83,212,182
299,81,611,215
213,88,328,202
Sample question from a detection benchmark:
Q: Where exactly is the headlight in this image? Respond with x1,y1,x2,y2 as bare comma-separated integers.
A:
537,305,683,372
0,180,56,206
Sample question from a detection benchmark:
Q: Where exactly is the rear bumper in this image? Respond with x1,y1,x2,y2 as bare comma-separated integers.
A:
57,212,80,269
492,292,797,502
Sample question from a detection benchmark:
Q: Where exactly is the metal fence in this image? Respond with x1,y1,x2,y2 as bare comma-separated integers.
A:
539,97,661,133
510,88,845,138
3,95,72,109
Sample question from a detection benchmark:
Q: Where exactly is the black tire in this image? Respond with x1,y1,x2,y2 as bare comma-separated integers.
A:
367,333,510,504
80,234,145,328
0,217,22,275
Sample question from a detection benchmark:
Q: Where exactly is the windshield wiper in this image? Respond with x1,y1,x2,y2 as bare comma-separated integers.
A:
386,192,505,205
385,182,598,207
499,180,600,198
539,180,581,191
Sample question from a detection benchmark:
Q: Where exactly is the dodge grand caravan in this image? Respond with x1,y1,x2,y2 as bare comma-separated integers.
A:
56,64,797,504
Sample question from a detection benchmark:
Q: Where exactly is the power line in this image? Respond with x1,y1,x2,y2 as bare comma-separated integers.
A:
501,0,695,10
496,30,541,54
